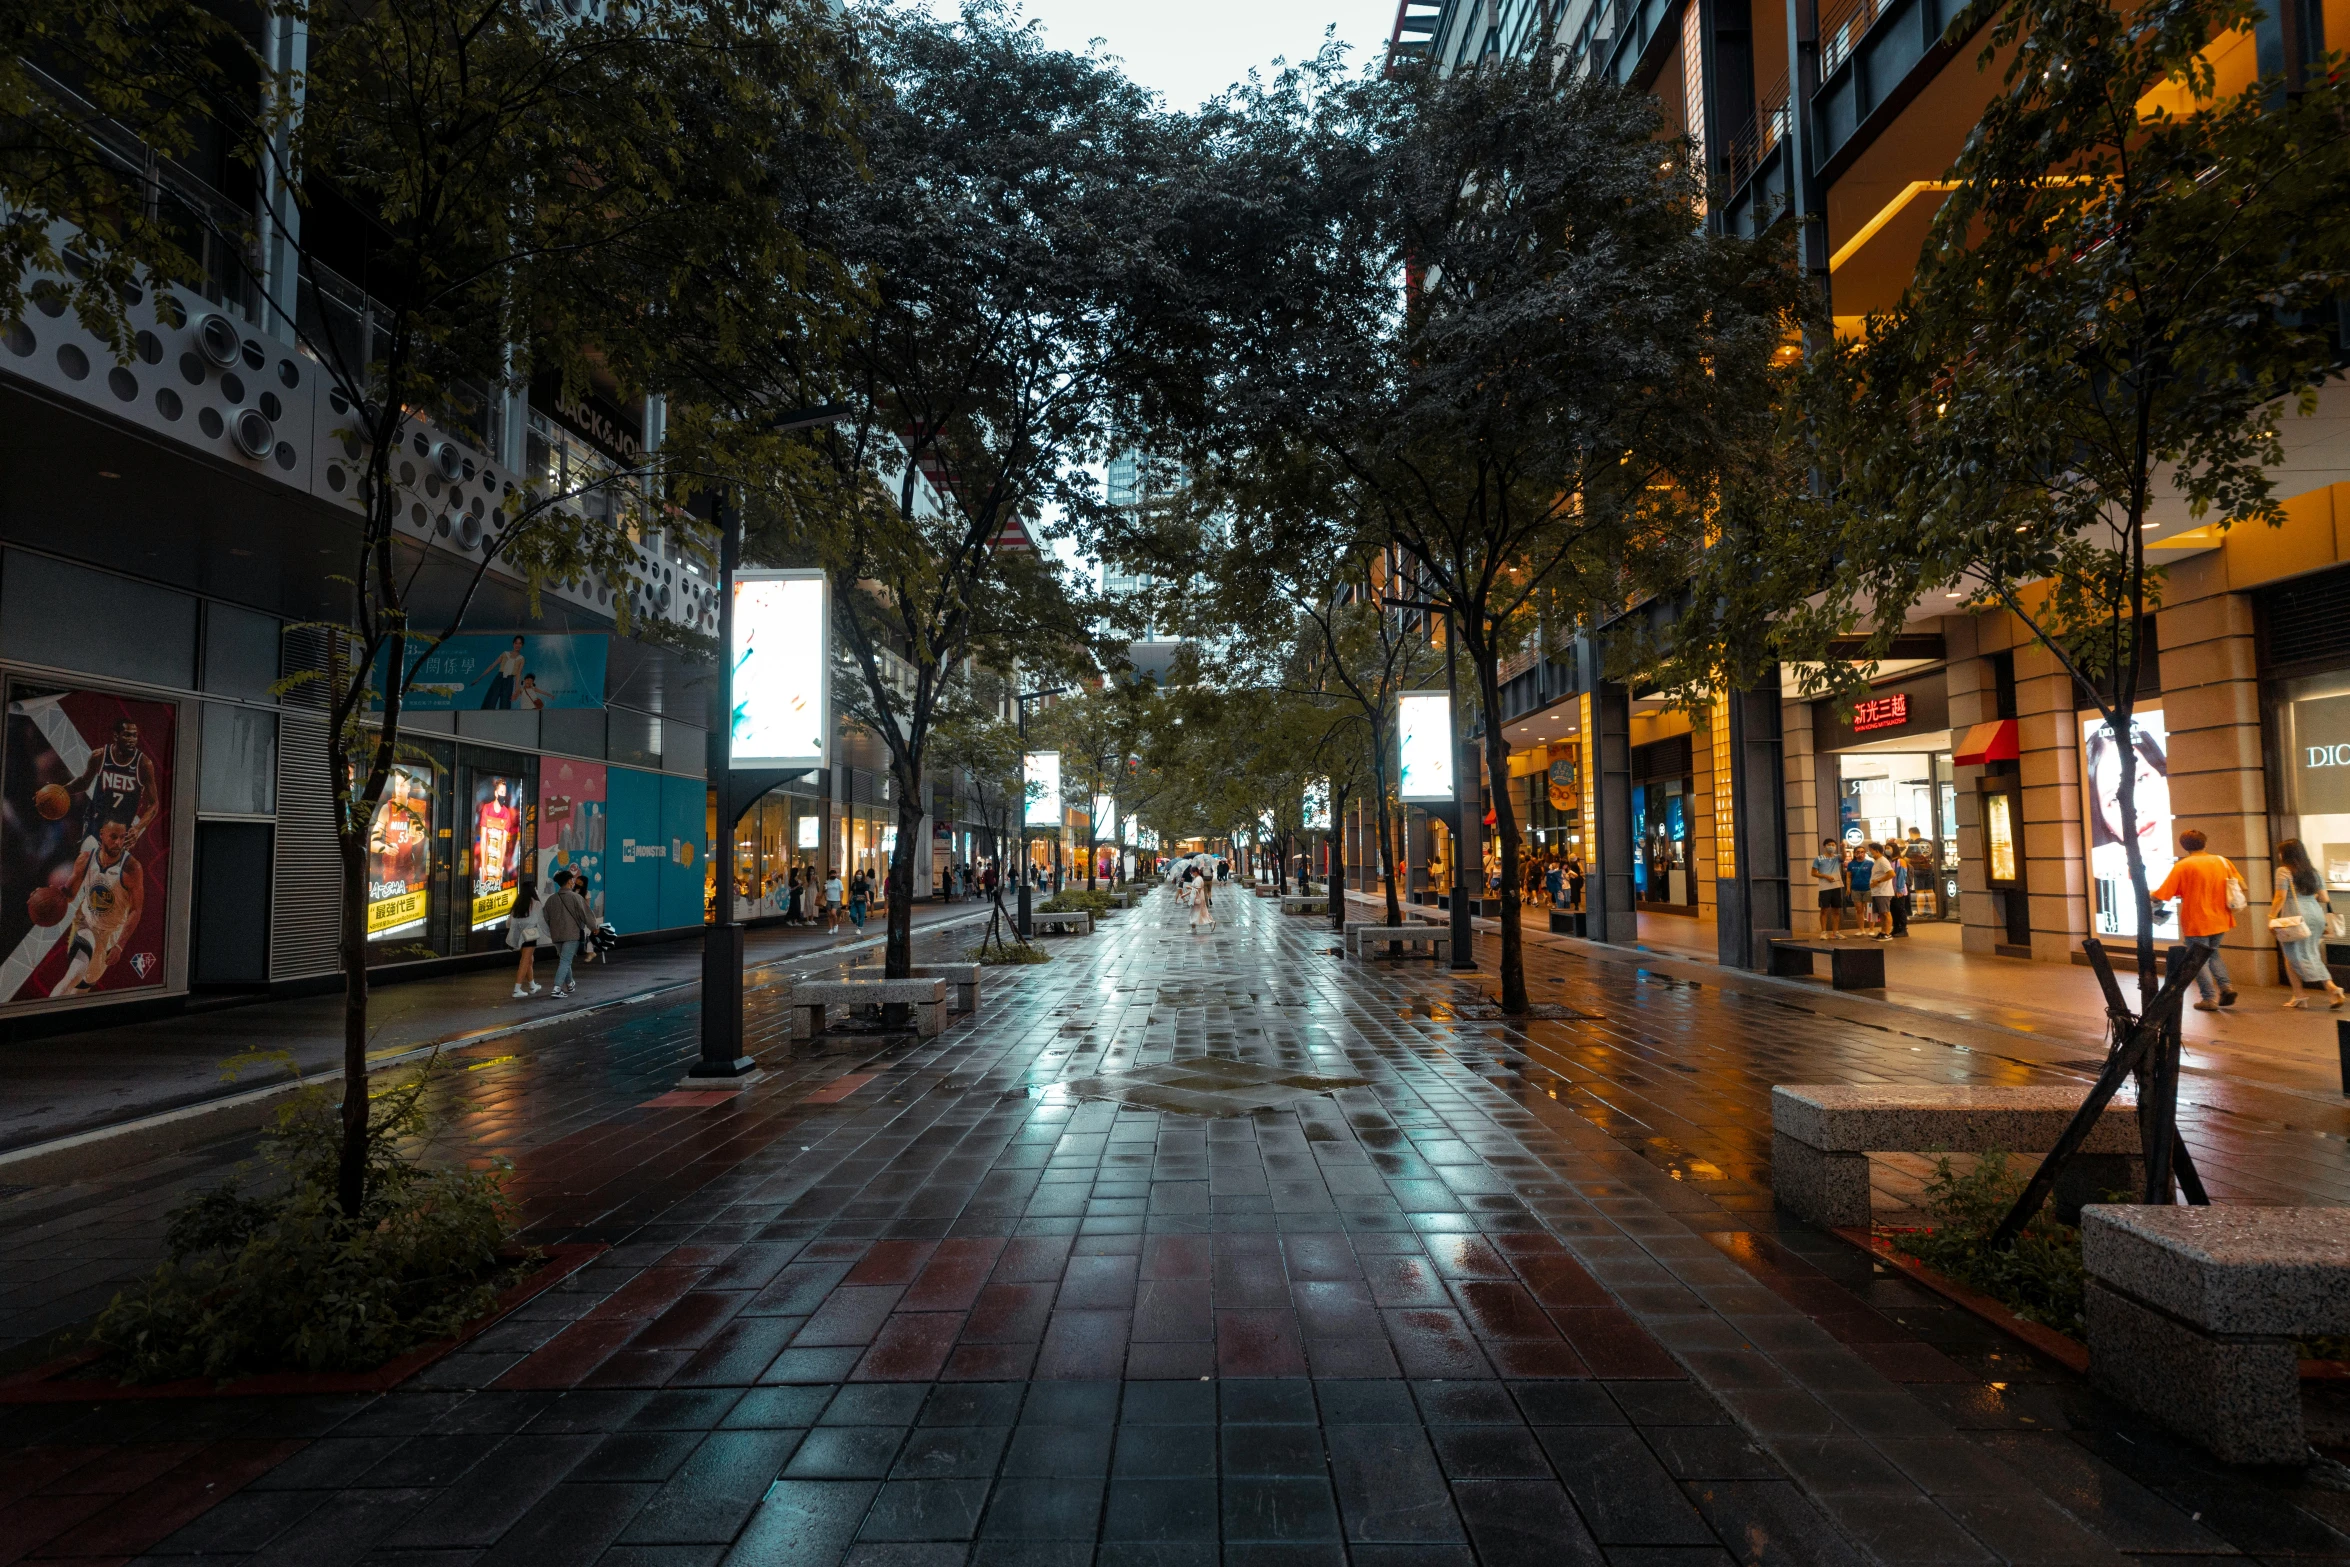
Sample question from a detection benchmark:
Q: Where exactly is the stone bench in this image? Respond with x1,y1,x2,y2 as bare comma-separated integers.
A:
1251,886,1280,899
1770,1084,2142,1230
1030,910,1091,936
789,977,948,1042
2083,1205,2350,1464
907,962,981,1012
1345,924,1451,962
1548,908,1587,937
1766,937,1884,990
1281,895,1327,915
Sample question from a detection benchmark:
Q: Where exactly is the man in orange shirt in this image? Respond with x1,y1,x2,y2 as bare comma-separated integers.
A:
2151,828,2243,1011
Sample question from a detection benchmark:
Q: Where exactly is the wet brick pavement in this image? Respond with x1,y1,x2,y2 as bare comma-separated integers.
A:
3,885,2349,1565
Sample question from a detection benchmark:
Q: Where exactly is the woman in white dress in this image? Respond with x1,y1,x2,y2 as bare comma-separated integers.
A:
1190,862,1216,930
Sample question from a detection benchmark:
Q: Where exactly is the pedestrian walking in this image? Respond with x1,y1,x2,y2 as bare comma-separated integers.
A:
2270,838,2344,1009
1566,856,1585,910
823,868,843,934
1810,840,1847,936
1190,864,1217,930
1888,852,1910,938
1864,843,1899,940
508,877,544,998
539,868,593,997
2152,829,2246,1011
849,870,870,931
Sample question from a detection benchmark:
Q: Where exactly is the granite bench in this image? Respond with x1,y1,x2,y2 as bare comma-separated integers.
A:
907,962,981,1012
1280,895,1327,915
1345,925,1451,963
1030,910,1092,936
1766,937,1885,990
789,977,948,1042
1770,1084,2142,1230
1252,885,1280,899
2083,1205,2350,1465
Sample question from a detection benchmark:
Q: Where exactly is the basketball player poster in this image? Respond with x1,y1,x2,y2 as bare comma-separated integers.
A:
366,761,436,943
0,685,176,1005
469,773,526,930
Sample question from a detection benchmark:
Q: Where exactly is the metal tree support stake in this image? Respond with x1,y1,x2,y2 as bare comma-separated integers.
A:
1989,939,2211,1250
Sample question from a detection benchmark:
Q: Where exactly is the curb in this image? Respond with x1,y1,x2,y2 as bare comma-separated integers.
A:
0,908,1000,1186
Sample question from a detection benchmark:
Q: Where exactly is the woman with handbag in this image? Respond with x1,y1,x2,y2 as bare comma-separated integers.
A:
2270,838,2345,1009
508,878,545,999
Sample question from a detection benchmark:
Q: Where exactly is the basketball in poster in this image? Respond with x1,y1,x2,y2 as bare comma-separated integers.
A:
0,686,175,1003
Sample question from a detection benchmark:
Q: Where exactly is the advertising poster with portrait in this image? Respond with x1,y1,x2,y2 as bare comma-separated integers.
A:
470,773,527,930
0,685,176,1005
2081,709,2177,941
538,757,606,924
367,760,436,942
376,633,608,712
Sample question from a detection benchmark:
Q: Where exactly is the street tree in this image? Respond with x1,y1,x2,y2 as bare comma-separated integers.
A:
213,0,861,1217
1172,45,1796,1011
1657,0,2350,987
673,0,1176,983
1,0,233,352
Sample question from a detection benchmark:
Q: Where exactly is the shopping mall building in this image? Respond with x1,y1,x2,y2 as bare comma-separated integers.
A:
0,243,991,1039
1359,0,2350,988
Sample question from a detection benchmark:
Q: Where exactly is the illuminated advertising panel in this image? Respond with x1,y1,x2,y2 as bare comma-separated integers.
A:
1398,690,1455,801
731,570,829,770
1093,794,1116,842
2080,709,2177,941
1023,752,1062,828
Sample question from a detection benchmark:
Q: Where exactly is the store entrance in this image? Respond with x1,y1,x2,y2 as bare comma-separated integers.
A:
1835,744,1960,920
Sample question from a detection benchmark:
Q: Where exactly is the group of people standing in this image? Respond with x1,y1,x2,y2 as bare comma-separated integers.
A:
1809,831,1940,940
760,866,873,933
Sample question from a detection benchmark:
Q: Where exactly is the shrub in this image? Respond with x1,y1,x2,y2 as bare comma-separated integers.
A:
1036,889,1114,916
973,937,1050,965
1894,1150,2089,1337
90,1053,522,1382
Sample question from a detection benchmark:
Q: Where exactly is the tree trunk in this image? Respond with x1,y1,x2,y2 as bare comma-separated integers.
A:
335,815,371,1217
1475,650,1528,1013
1375,795,1403,925
886,768,921,979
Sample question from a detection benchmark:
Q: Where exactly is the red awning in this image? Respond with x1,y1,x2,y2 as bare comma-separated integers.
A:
1952,719,2019,766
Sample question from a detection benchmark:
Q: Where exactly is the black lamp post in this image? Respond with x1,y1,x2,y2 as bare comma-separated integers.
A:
692,402,850,1080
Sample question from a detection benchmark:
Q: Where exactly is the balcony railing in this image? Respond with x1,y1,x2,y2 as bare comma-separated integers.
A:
1719,72,1793,193
1818,0,1885,76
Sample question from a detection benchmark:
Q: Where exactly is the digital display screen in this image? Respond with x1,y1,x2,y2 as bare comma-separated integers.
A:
1024,752,1062,827
731,571,828,769
1398,691,1454,801
1093,794,1116,842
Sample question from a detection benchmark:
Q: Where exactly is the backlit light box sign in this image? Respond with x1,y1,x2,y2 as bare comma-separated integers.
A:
1023,752,1062,828
797,814,821,849
731,570,828,769
1398,690,1455,801
1851,693,1910,734
1093,794,1117,842
1121,815,1137,847
1303,779,1330,831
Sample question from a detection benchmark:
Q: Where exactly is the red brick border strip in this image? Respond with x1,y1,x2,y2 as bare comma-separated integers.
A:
0,1241,606,1402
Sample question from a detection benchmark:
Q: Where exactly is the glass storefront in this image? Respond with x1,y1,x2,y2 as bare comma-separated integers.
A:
1836,749,1960,919
2275,681,2350,893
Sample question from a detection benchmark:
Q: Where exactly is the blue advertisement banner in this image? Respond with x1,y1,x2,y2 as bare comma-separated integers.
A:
375,634,608,711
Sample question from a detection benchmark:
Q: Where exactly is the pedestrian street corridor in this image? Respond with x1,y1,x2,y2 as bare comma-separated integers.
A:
4,885,2349,1567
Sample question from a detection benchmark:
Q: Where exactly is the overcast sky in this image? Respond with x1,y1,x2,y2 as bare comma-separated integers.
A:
930,0,1394,112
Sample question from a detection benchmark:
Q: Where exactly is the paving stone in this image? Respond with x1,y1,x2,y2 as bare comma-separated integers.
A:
6,890,2336,1566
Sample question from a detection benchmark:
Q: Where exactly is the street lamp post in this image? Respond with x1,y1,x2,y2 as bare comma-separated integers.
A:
1014,685,1066,939
693,402,848,1081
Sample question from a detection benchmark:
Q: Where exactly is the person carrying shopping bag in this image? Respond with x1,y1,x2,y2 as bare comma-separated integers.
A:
2270,838,2345,1009
539,868,593,998
2152,829,2247,1011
